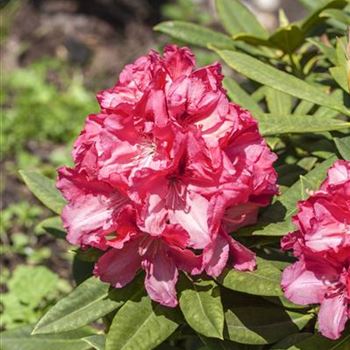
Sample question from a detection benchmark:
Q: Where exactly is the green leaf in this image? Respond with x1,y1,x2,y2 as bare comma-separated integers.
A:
330,66,349,92
237,220,295,237
19,170,65,214
238,156,337,236
224,305,313,345
33,276,139,334
214,50,349,115
257,114,350,136
37,216,66,239
265,88,292,115
217,258,282,296
307,38,337,64
0,325,93,350
223,77,262,116
83,335,105,350
335,135,350,160
179,278,224,339
154,21,234,49
264,155,337,221
106,294,180,350
300,0,348,33
320,8,350,25
235,25,304,53
271,326,350,349
270,333,314,349
215,0,268,37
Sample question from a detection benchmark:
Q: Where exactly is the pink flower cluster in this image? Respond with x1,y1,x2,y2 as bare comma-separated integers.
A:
281,160,350,339
57,45,277,307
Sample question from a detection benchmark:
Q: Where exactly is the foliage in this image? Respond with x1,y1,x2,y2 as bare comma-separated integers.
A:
0,266,70,330
2,59,97,162
3,0,350,349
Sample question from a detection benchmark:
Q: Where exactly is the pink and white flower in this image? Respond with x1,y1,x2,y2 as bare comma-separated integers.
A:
281,160,350,339
57,45,278,307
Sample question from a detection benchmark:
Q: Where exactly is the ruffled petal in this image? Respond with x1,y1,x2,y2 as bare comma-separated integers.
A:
94,238,142,288
318,294,348,340
142,247,178,307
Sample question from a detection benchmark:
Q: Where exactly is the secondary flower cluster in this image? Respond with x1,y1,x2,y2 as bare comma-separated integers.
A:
281,160,350,340
57,45,278,307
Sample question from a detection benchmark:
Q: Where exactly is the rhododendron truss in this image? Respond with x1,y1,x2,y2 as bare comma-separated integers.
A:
281,160,350,340
56,45,278,307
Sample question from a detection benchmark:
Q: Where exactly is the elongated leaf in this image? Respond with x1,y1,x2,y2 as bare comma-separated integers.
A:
154,21,234,49
224,306,313,345
257,114,350,136
270,333,314,349
33,276,137,334
237,220,295,237
293,100,315,115
106,294,180,350
271,327,350,349
83,335,105,350
335,135,350,160
265,88,292,115
179,278,224,339
237,156,337,236
330,66,349,92
235,25,304,53
264,155,337,221
37,216,66,239
19,170,65,214
0,325,93,350
300,0,347,33
320,8,350,25
215,0,268,37
223,77,262,116
215,50,349,115
217,258,282,296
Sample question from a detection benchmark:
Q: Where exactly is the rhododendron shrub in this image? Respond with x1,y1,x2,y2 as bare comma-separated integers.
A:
57,45,278,307
281,160,350,340
15,1,350,349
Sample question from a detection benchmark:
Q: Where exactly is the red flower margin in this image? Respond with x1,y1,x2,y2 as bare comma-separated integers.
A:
57,45,278,307
281,160,350,339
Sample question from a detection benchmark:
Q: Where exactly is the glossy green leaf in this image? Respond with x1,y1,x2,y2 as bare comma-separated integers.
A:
270,333,314,349
237,220,295,237
215,50,349,115
307,38,337,64
83,335,105,350
320,8,350,25
235,25,304,53
330,66,348,92
215,0,268,37
271,327,350,349
223,77,262,116
106,294,180,350
0,325,93,350
217,258,282,296
237,156,337,236
335,135,350,160
154,21,234,49
264,155,337,221
265,88,292,115
37,216,66,239
33,276,137,334
224,306,313,345
300,0,347,33
179,278,224,339
257,114,350,136
19,170,65,214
